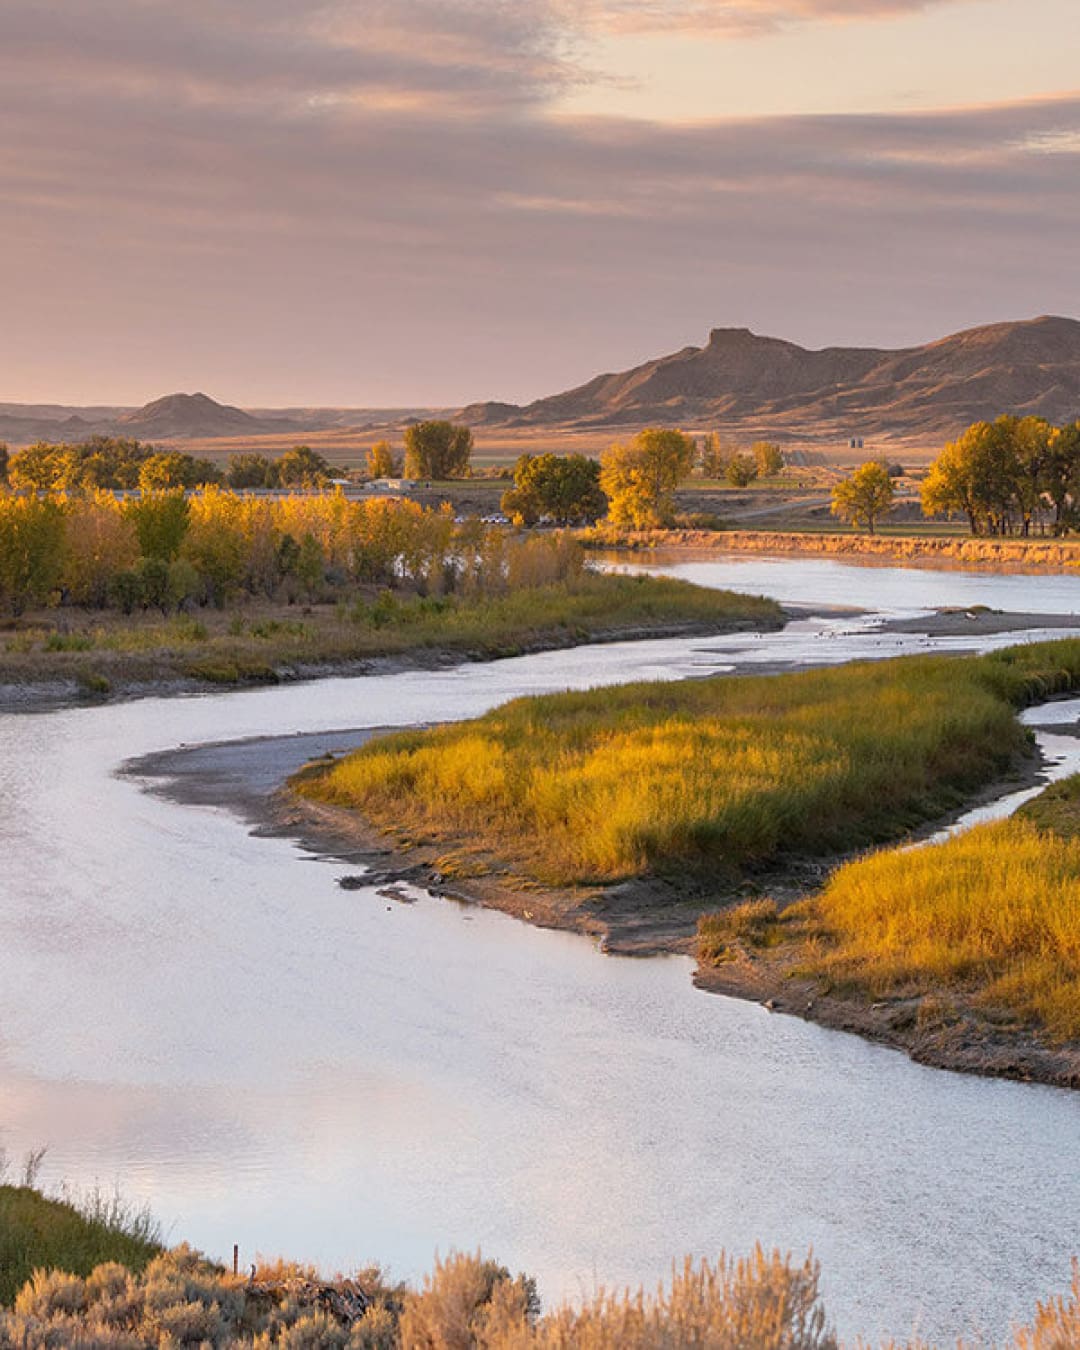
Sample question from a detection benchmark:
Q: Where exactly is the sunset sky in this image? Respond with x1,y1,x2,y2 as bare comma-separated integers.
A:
2,0,1078,406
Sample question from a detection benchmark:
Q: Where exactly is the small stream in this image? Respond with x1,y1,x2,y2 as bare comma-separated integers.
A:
2,555,1080,1342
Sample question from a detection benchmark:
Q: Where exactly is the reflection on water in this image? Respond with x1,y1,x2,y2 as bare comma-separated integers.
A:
1,561,1080,1342
601,547,1080,615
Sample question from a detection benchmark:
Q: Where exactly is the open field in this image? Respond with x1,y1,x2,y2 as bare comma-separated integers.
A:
130,421,944,473
155,426,943,470
0,574,781,706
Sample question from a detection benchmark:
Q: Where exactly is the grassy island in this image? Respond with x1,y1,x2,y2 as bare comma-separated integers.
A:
297,642,1080,890
0,571,780,700
297,639,1080,1079
699,767,1080,1055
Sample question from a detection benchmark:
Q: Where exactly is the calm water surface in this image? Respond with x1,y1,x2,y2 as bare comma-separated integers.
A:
2,557,1080,1342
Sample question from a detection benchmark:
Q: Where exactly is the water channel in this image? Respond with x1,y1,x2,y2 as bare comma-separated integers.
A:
3,554,1080,1341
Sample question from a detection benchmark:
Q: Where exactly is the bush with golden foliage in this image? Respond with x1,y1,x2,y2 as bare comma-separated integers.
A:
5,1240,1080,1347
0,488,590,615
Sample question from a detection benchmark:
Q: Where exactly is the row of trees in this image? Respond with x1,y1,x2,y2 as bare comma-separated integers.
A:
830,416,1080,538
0,489,584,616
0,437,338,493
0,419,480,495
2,437,222,492
499,429,785,530
920,415,1080,535
699,434,785,485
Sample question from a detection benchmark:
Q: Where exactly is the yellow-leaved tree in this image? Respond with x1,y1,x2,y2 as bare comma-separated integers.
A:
600,428,695,528
830,461,895,535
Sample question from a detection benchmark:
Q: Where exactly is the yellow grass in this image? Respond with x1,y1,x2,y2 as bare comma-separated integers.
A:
586,526,1080,569
797,814,1080,1041
299,643,1080,888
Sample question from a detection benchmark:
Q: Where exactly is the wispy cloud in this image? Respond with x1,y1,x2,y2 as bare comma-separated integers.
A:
0,1,1074,402
569,0,972,35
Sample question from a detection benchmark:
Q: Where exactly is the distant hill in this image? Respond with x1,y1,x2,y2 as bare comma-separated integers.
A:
116,391,274,439
462,316,1080,438
4,318,1080,449
0,396,446,446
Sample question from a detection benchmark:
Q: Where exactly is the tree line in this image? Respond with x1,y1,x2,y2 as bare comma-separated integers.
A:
829,414,1080,536
0,420,481,494
0,437,338,492
500,432,786,529
0,489,585,617
920,414,1080,535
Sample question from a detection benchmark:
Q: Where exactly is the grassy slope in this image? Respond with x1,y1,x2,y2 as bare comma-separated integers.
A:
297,640,1080,892
785,816,1080,1041
700,721,1080,1051
0,574,781,692
0,1186,162,1305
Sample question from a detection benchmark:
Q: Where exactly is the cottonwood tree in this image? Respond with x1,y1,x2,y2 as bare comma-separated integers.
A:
138,452,221,491
366,440,399,479
276,445,332,488
500,453,607,525
752,440,784,477
830,461,895,534
403,421,473,480
699,432,733,479
920,415,1071,535
123,491,191,561
600,428,696,528
226,453,274,489
726,453,758,487
0,495,66,614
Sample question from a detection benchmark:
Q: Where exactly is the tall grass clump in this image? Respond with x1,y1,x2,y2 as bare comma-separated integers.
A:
0,1182,163,1305
299,643,1080,888
792,814,1080,1041
524,1247,835,1349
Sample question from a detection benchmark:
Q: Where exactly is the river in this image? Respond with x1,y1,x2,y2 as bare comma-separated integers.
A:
2,554,1080,1342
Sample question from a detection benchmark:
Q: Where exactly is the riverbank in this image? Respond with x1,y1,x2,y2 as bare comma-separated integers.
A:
695,742,1080,1090
5,1190,1080,1347
587,526,1080,570
0,574,781,712
139,699,1071,1094
283,641,1080,1089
